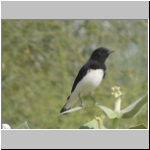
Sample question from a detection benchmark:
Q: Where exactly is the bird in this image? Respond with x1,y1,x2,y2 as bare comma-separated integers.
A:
60,47,114,114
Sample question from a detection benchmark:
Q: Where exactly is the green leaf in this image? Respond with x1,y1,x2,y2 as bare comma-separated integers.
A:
120,94,148,118
79,119,99,129
79,117,106,129
129,124,147,129
96,104,117,119
16,121,29,129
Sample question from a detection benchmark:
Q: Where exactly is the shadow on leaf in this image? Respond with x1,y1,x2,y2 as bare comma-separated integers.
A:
129,124,147,129
79,126,94,129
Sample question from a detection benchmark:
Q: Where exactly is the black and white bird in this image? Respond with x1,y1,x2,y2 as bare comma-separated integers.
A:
60,47,114,114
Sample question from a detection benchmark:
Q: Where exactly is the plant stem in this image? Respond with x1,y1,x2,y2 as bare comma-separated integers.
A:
114,98,121,112
95,116,105,129
98,119,101,129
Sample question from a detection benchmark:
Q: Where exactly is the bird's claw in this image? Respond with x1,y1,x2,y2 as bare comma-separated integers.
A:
79,104,85,108
85,104,91,107
94,102,98,105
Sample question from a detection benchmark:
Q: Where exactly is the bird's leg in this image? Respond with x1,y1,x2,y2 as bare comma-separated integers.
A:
78,93,84,108
90,93,97,104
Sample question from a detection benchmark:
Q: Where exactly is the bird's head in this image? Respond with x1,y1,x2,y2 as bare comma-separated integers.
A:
90,47,114,63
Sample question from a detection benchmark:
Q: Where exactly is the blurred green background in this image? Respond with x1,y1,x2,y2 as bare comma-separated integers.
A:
2,20,148,129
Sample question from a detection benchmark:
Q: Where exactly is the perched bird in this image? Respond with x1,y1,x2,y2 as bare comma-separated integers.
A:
60,47,114,114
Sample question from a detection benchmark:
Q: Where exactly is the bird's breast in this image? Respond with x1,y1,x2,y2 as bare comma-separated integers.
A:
83,69,104,86
74,69,104,95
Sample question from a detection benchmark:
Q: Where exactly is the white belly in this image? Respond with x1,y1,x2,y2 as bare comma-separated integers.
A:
75,69,104,95
65,69,104,109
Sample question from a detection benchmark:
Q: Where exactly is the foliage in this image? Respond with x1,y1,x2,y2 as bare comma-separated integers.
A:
16,121,29,129
61,86,148,129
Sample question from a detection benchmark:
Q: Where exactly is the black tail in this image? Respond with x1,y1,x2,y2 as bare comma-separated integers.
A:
60,105,71,115
60,96,71,115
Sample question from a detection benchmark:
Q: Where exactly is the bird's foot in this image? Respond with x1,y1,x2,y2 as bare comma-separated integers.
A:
85,104,91,107
94,102,101,106
79,103,93,108
79,104,85,108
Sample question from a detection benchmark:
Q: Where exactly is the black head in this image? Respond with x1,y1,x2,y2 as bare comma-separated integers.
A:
90,47,114,63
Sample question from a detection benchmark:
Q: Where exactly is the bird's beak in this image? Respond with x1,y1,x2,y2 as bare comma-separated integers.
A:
108,50,115,54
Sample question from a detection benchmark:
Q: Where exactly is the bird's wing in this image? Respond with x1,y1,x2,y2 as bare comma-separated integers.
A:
70,62,89,94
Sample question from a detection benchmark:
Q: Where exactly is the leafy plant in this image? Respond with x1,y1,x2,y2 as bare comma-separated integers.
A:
16,121,29,129
60,86,148,129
